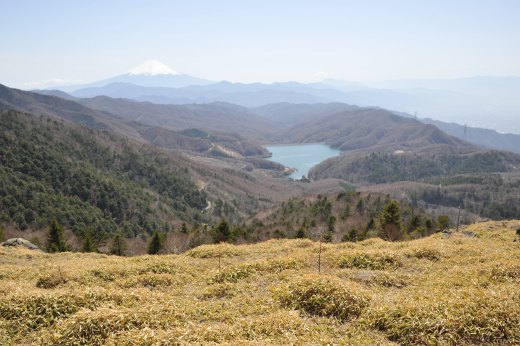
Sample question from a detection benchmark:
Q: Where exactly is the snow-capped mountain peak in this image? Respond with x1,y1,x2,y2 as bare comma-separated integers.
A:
128,60,180,76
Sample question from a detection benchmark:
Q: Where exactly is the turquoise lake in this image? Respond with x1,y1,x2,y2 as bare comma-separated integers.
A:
264,143,341,180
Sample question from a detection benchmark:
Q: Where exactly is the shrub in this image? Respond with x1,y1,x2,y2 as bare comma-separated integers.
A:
276,275,368,320
368,288,520,345
406,247,442,261
186,243,244,258
437,215,451,230
350,271,408,288
200,283,235,299
119,273,176,288
334,251,402,270
36,269,69,289
211,264,257,283
489,263,520,282
40,307,147,345
0,293,102,332
210,258,302,283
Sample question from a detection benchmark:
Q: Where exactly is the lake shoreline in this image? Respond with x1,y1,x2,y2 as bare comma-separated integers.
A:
264,143,340,180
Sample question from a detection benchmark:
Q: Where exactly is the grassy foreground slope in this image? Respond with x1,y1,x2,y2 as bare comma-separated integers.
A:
1,220,519,345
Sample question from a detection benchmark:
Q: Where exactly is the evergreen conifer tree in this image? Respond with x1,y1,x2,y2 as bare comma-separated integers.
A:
379,200,403,241
47,219,69,252
110,232,127,256
147,230,163,254
212,219,231,243
82,231,96,252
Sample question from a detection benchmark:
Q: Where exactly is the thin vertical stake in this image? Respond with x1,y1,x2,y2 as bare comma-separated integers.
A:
318,232,322,274
456,205,461,232
218,250,221,272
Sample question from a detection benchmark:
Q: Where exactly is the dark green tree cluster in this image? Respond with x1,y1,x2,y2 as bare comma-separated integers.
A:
0,110,207,237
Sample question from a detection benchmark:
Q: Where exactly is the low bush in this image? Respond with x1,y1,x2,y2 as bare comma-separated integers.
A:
0,292,102,332
406,247,442,261
36,270,69,289
368,288,520,345
186,243,245,258
41,307,149,345
333,251,402,270
276,275,369,320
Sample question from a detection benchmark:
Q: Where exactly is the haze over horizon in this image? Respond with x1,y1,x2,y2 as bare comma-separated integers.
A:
2,0,520,88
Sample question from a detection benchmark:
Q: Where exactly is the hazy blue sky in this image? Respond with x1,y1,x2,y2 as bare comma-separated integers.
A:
1,0,519,88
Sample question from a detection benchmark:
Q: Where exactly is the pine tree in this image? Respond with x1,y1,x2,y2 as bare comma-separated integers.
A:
380,200,402,228
82,231,96,252
379,200,402,241
148,230,163,255
212,219,231,243
47,219,69,253
110,232,127,256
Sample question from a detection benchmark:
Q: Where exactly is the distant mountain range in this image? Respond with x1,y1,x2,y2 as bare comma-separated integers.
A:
62,60,212,91
38,60,520,134
21,80,520,154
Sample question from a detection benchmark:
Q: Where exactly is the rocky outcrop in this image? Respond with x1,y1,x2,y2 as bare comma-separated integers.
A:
1,238,39,250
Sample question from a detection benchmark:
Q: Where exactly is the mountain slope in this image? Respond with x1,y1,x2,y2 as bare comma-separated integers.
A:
0,110,207,236
421,118,520,154
252,102,359,126
284,107,472,152
1,84,274,157
79,96,281,139
0,84,113,130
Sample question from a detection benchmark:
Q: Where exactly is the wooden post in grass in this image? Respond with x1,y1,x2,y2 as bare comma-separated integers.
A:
456,205,461,232
318,229,323,274
218,248,221,272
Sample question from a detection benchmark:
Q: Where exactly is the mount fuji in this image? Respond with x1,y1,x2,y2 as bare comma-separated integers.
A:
63,60,212,91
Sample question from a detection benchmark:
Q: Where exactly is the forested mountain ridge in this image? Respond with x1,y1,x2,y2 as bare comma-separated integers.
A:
1,85,273,159
0,110,207,238
283,107,473,152
79,96,281,140
0,84,114,130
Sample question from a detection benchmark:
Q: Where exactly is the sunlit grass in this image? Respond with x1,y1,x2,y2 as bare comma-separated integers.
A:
1,220,519,345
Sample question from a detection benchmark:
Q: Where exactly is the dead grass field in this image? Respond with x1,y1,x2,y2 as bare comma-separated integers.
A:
1,220,519,345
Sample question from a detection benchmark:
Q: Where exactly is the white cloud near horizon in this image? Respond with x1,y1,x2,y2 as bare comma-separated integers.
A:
22,78,85,89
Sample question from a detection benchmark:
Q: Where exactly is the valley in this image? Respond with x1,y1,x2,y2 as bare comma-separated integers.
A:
2,80,520,249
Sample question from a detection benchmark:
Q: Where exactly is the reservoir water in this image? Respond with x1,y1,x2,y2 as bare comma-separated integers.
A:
265,143,341,180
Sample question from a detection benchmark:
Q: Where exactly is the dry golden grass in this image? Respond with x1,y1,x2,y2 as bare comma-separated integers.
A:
1,220,520,345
